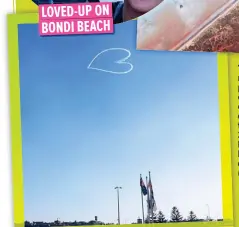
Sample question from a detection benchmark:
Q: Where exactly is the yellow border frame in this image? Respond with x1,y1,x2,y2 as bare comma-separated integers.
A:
14,0,37,13
7,13,234,227
227,53,239,227
217,54,233,222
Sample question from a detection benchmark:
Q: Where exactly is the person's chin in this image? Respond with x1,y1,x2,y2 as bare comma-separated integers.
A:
129,0,160,14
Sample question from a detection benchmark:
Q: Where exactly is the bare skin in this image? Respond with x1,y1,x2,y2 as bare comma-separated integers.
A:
123,0,164,21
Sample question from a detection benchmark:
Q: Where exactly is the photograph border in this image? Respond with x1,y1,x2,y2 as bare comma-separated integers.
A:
227,53,239,227
13,0,37,14
7,13,234,227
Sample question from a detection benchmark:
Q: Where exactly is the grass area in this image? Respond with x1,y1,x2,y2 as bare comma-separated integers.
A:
48,220,233,227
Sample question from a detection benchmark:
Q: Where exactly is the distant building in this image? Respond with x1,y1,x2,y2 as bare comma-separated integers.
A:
137,218,142,224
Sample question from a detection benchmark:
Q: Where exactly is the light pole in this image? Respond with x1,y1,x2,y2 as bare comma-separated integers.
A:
115,186,122,225
206,204,210,221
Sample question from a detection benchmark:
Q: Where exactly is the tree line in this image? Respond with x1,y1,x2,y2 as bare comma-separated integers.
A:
145,206,208,223
25,206,218,227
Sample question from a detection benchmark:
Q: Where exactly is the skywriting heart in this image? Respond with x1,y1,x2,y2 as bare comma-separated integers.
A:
87,48,134,74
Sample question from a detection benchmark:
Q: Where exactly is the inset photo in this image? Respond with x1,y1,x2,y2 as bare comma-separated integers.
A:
137,0,239,53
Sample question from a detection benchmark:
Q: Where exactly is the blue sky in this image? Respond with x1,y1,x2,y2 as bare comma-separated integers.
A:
18,20,222,223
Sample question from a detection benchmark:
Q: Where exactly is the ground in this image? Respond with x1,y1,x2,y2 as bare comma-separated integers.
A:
15,220,234,227
60,221,232,227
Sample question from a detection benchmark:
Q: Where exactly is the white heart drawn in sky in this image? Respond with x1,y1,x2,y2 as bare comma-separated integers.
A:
87,48,133,74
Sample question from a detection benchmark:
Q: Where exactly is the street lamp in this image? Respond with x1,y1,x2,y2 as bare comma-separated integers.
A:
206,204,210,221
115,186,122,225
